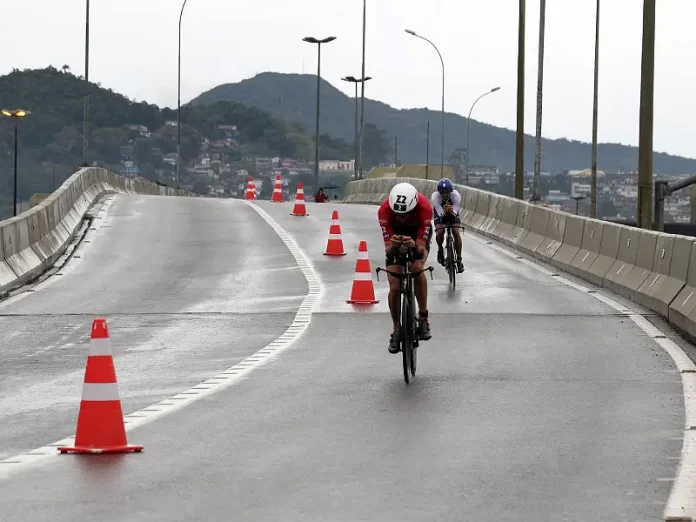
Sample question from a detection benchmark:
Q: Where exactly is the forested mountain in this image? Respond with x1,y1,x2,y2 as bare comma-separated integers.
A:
0,67,370,216
190,72,696,174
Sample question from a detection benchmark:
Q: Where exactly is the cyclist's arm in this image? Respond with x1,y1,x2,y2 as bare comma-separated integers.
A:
451,191,462,214
378,204,398,253
415,197,433,251
430,192,444,217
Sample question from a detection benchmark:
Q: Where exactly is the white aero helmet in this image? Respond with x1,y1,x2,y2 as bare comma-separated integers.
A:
389,182,419,214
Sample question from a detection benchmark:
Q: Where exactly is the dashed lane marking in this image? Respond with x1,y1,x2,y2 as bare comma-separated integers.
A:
0,199,323,480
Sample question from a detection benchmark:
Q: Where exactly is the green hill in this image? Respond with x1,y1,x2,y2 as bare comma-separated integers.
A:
189,71,696,174
0,67,365,216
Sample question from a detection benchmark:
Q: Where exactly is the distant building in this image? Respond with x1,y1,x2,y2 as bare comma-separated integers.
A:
319,160,355,171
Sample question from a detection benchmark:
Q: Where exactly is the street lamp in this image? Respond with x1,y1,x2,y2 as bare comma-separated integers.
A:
1,109,29,217
590,0,600,218
341,75,372,179
176,0,189,191
303,36,337,194
82,0,90,167
532,0,547,201
358,0,367,180
637,0,656,229
515,0,526,199
405,29,445,178
571,194,586,215
465,86,501,185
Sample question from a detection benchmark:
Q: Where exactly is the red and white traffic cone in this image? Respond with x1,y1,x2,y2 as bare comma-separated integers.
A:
346,241,379,304
245,177,255,200
290,182,309,216
58,319,143,455
271,174,283,203
323,210,347,256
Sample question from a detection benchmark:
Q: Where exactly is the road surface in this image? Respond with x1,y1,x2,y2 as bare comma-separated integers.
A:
0,196,686,521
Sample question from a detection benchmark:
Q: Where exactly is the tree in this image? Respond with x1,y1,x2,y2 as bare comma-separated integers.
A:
361,123,390,168
192,179,208,195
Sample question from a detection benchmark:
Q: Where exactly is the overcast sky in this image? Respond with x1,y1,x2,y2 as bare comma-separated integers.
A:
2,1,695,158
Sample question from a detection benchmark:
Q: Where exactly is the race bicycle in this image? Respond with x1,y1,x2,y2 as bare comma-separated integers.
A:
376,245,434,384
443,222,465,289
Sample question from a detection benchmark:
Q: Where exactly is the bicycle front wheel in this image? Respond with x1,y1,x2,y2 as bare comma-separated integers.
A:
401,293,412,384
446,239,456,288
409,291,418,377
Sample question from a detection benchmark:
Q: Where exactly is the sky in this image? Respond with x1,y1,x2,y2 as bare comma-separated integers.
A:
2,0,696,159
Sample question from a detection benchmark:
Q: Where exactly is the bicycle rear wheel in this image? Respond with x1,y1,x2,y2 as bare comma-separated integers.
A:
400,293,412,384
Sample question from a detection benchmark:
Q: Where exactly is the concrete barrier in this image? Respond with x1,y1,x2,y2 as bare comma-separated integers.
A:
518,205,550,257
550,214,583,268
537,211,567,261
670,241,696,338
567,218,603,281
342,176,696,344
603,227,646,299
0,167,195,297
586,222,621,287
638,234,693,317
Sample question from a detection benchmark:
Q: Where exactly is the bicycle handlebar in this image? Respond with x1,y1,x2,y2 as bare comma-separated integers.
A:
375,265,434,281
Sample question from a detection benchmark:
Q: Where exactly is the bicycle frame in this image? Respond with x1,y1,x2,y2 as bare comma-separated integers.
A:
439,223,464,287
376,245,434,383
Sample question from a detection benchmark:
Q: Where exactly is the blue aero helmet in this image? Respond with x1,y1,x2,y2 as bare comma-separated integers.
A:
437,178,453,194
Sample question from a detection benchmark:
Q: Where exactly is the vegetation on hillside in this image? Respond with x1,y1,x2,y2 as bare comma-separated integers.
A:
190,72,696,174
0,67,392,216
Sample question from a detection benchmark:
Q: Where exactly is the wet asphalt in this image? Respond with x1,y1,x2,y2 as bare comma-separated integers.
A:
0,198,685,521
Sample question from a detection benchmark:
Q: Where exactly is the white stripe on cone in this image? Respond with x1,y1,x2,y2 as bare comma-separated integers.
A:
328,234,343,240
357,251,369,260
89,338,113,356
352,272,372,281
81,382,121,401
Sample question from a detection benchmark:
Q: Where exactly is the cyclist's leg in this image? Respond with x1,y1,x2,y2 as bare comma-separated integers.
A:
385,250,403,353
453,215,464,272
433,211,445,265
412,230,432,340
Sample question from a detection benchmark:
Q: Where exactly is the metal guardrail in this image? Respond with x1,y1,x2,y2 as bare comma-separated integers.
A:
654,174,696,232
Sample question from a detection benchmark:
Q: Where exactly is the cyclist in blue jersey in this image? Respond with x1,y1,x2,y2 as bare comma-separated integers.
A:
431,178,464,273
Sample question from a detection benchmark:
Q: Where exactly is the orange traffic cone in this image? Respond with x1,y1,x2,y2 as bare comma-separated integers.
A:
58,319,143,455
271,174,283,202
252,182,257,200
346,241,379,304
245,177,255,200
323,210,347,256
290,182,309,216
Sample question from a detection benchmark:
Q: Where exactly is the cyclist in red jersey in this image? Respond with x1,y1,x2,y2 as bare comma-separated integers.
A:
377,182,433,354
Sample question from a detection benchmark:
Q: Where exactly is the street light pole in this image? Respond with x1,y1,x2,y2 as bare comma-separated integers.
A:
2,109,28,217
515,0,526,199
590,0,600,218
637,0,656,229
304,36,337,194
177,0,189,192
532,0,546,201
342,75,372,180
465,87,501,185
82,0,90,167
358,0,367,180
405,29,445,178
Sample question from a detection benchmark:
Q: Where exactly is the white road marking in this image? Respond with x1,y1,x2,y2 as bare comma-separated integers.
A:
0,199,322,479
466,230,696,521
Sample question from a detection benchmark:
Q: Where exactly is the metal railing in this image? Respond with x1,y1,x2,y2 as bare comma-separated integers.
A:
654,175,696,232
